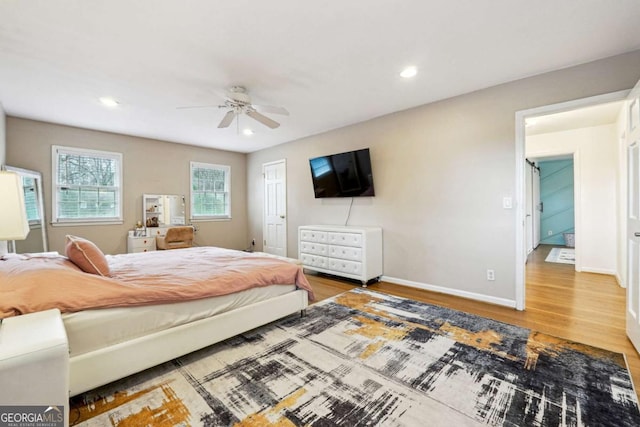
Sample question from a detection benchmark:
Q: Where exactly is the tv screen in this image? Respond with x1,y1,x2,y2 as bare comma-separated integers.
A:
309,148,375,198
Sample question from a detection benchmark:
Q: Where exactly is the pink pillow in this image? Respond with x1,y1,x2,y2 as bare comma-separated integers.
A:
65,235,111,277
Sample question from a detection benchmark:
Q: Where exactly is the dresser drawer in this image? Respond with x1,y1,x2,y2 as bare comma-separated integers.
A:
328,232,362,247
300,253,328,268
328,245,362,261
128,236,156,253
300,241,328,256
300,230,328,243
130,238,155,249
146,227,168,237
328,258,363,275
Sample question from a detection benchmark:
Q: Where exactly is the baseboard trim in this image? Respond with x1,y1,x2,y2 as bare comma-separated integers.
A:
580,267,616,276
615,272,626,288
381,275,517,309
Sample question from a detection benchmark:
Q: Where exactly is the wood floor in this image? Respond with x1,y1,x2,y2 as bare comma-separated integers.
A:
305,244,640,401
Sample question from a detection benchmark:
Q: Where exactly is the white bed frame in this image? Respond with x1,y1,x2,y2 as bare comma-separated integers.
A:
69,289,308,396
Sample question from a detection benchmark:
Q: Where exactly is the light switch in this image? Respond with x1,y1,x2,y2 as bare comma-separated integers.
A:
503,197,513,209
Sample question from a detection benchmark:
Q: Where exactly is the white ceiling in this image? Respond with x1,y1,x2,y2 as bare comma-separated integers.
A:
1,1,640,153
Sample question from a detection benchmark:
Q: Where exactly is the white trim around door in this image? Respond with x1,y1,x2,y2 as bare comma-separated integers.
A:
514,89,629,311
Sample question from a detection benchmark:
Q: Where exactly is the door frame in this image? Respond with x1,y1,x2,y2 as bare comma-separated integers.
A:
514,89,629,310
262,159,287,256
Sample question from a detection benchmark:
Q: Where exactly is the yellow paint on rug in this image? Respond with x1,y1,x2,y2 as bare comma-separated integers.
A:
335,292,383,312
110,384,191,427
440,321,518,362
71,381,191,426
347,315,410,341
345,315,411,359
234,388,307,427
336,292,521,362
524,331,626,370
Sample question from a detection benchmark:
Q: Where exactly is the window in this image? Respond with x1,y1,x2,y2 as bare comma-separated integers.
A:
52,145,123,224
21,176,40,224
190,162,231,220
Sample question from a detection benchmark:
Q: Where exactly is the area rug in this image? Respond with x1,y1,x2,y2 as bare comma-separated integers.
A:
70,289,640,426
545,247,575,264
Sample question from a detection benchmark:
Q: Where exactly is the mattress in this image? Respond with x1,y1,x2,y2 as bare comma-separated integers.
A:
63,284,297,357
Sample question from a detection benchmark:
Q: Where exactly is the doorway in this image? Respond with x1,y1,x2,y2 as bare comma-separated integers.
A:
525,155,577,258
515,90,629,310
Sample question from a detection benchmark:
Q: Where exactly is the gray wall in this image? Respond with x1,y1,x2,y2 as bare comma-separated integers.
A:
247,50,640,304
6,118,248,255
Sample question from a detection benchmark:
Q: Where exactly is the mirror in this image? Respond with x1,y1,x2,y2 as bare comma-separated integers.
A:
2,165,49,253
143,194,186,227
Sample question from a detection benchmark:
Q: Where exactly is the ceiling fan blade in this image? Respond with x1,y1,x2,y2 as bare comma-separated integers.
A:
246,109,280,129
218,110,236,128
176,104,220,110
254,104,289,116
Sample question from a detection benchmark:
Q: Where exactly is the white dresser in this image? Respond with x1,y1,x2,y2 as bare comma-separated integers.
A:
127,235,157,253
298,225,382,285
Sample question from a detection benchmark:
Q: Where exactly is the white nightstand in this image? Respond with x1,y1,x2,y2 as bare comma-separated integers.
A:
127,235,157,253
0,309,69,426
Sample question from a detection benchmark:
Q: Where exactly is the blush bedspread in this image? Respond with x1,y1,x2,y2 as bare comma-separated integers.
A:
0,247,313,318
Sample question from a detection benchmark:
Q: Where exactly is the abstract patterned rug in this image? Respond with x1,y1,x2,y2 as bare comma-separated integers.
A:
70,289,640,426
545,247,575,264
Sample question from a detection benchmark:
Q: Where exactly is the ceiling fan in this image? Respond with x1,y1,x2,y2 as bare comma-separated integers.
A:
178,86,289,129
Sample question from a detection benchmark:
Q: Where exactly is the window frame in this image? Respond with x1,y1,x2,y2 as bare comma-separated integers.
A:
51,145,123,226
190,161,231,221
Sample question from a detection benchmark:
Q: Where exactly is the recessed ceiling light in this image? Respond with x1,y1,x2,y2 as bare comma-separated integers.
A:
400,66,418,79
243,129,254,136
99,97,119,108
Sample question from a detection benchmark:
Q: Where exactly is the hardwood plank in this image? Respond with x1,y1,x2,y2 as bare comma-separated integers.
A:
305,244,640,402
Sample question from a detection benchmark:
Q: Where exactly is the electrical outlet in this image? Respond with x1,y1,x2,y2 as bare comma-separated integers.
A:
486,269,495,281
547,230,553,236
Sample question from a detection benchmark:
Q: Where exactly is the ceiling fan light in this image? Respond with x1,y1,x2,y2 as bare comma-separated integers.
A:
243,129,254,136
400,66,418,79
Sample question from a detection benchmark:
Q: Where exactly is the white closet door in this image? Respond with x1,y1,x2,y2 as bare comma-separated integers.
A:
532,166,541,249
525,163,533,255
626,77,640,355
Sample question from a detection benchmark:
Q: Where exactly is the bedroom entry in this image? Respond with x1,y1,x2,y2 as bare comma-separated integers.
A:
263,159,288,257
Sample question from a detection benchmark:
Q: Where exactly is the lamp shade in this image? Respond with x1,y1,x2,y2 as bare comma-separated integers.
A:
0,171,30,240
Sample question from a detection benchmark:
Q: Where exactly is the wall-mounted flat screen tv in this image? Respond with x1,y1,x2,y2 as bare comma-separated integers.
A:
308,148,375,198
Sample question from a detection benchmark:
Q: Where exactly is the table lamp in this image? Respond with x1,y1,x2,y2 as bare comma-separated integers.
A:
0,170,30,257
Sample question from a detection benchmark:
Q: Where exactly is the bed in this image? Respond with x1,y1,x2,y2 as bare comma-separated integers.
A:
0,238,313,396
